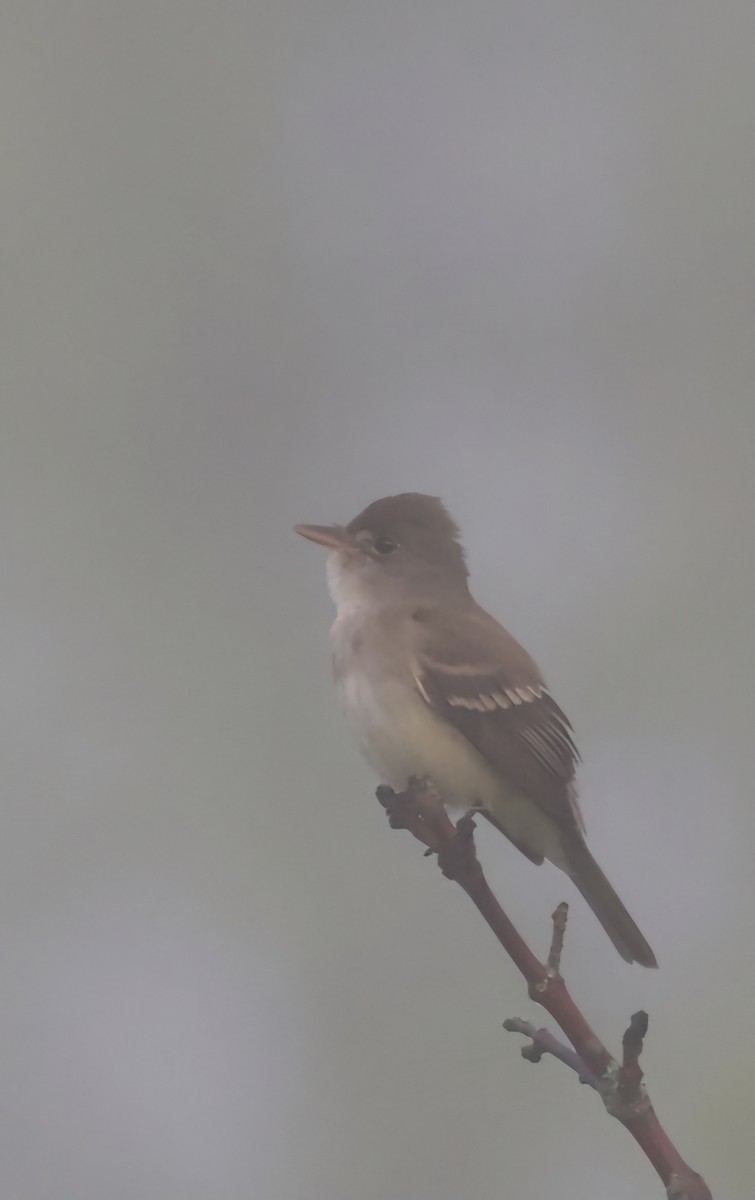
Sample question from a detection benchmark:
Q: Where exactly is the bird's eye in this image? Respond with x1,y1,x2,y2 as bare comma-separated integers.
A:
373,534,398,555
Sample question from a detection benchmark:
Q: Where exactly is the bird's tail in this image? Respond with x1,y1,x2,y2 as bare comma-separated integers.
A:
561,837,658,968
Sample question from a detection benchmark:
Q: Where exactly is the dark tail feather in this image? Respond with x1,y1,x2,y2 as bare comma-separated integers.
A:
562,838,658,968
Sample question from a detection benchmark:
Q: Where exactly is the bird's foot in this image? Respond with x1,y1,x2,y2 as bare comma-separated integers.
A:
376,781,420,830
376,776,434,826
436,809,480,883
376,777,455,856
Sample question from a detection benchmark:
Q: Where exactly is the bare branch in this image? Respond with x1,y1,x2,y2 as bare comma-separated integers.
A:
377,780,712,1200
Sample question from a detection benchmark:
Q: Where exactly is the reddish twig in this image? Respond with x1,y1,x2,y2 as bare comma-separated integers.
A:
376,780,712,1200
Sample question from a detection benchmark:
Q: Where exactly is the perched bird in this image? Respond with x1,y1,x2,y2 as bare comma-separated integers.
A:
296,493,656,967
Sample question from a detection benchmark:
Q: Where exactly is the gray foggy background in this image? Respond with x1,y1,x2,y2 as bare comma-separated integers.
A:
3,3,754,1198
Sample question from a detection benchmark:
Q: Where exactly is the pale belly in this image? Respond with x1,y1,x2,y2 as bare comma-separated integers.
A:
336,666,562,862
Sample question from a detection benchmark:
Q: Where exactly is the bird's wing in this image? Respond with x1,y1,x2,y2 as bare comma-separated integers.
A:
411,604,584,837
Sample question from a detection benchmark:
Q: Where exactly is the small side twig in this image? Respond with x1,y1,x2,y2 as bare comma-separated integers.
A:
619,1009,649,1105
547,901,568,975
502,1017,599,1088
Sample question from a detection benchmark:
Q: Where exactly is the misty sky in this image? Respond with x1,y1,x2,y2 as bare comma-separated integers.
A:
3,3,755,1198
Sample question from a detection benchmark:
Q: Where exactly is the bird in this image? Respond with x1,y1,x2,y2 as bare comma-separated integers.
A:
295,492,657,967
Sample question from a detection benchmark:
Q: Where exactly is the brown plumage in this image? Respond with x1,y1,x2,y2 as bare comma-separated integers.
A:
297,493,658,968
412,602,656,966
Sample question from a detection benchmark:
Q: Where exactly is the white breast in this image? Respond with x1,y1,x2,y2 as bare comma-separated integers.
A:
336,660,504,809
326,562,562,861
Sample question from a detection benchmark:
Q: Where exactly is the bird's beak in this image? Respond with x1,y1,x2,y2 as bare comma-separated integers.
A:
294,523,359,552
